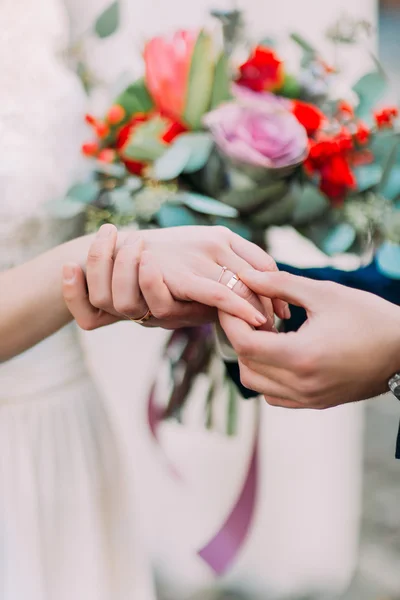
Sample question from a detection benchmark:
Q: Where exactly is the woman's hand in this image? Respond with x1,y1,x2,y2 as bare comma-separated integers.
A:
63,224,288,331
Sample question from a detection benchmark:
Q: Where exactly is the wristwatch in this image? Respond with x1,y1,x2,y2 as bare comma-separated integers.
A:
389,373,400,400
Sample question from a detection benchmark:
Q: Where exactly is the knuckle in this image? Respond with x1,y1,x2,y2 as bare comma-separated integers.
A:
235,281,254,302
234,335,253,357
212,288,228,305
88,290,111,311
240,369,256,392
151,306,172,320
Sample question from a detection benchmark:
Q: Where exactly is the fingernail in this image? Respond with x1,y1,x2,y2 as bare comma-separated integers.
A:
284,305,291,320
97,224,114,238
255,312,267,325
63,264,76,283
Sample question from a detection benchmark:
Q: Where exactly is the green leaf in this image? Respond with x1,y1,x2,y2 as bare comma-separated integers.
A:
381,165,400,200
353,71,387,118
67,181,100,204
290,32,317,55
249,189,296,226
322,223,356,255
379,136,400,194
179,192,238,217
47,198,85,219
123,116,168,162
93,160,126,178
181,133,213,173
220,181,289,212
114,78,154,117
152,142,192,181
354,164,383,192
183,31,215,130
94,1,120,38
156,204,199,228
210,53,232,110
292,184,330,224
125,176,143,192
376,241,400,279
276,73,301,99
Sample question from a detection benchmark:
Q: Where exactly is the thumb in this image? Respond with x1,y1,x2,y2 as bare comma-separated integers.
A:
240,270,321,311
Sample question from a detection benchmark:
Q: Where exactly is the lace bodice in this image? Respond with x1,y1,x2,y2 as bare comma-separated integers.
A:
0,0,87,269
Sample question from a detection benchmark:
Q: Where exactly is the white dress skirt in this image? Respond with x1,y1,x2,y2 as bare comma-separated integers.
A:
0,0,155,597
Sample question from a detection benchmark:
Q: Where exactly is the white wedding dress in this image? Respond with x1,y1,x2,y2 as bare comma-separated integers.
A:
0,1,154,598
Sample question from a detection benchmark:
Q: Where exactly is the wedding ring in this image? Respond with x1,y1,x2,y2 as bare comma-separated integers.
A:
217,265,228,283
226,274,240,290
128,308,152,325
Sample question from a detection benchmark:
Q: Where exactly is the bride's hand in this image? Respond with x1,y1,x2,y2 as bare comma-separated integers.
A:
63,224,288,330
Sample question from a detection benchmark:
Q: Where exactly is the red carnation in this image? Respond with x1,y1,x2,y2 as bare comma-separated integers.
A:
237,46,284,93
291,100,325,136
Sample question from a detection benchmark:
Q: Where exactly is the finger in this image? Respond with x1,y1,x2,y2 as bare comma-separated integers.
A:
62,264,119,331
229,234,290,320
214,263,273,330
218,311,296,368
86,224,118,310
263,396,307,409
181,274,267,327
111,234,148,319
241,270,319,311
239,362,296,401
139,251,216,325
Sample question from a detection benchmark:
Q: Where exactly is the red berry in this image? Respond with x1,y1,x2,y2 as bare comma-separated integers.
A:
82,141,99,157
98,149,116,163
85,114,97,126
107,104,126,125
95,122,110,139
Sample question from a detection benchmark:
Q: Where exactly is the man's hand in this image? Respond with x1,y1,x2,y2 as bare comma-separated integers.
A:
219,270,400,409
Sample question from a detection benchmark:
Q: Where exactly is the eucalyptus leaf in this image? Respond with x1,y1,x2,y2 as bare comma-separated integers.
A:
156,204,199,228
249,189,296,226
183,31,215,130
181,133,214,173
93,160,126,178
152,142,192,181
292,184,330,224
353,70,387,118
376,241,400,279
210,53,232,110
322,223,356,255
355,164,383,192
381,165,400,200
68,181,100,204
179,192,238,217
47,198,85,219
125,176,143,192
379,136,400,193
94,1,120,38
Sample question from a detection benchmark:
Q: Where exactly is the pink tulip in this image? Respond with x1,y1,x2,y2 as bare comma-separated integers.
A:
144,30,197,123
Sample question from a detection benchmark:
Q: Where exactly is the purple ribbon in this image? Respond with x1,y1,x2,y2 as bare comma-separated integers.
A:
148,379,260,577
197,422,259,576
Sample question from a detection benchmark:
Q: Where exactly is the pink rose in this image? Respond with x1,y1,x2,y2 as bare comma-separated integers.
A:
204,93,308,170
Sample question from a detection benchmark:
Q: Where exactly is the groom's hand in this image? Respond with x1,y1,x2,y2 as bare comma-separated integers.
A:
219,271,400,409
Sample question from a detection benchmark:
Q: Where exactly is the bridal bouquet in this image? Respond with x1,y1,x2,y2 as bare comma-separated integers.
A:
55,12,400,429
60,20,400,279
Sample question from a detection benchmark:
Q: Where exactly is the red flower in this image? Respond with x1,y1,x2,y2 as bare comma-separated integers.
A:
355,121,370,146
291,100,325,136
95,122,110,139
237,46,284,93
81,141,99,157
98,149,116,163
305,129,356,205
106,104,126,125
374,106,399,129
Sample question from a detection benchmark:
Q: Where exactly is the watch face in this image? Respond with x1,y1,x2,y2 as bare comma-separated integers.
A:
389,373,400,400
